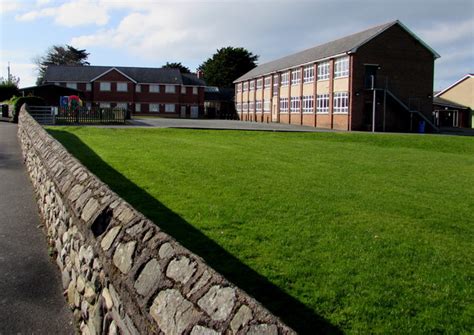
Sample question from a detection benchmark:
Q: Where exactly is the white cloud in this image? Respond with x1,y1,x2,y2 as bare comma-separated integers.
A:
0,61,37,88
16,0,109,27
418,19,474,45
0,0,24,13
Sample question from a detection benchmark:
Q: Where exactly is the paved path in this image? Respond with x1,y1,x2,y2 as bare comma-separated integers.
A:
0,122,73,334
129,117,336,132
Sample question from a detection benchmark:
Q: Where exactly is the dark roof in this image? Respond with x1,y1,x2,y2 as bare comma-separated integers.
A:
235,20,439,82
44,65,205,85
433,96,470,110
204,87,235,101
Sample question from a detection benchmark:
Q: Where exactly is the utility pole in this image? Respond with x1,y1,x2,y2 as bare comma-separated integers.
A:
372,75,376,133
7,62,11,82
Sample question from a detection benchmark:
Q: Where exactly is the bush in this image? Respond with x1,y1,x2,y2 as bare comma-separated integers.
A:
12,96,47,123
0,83,19,102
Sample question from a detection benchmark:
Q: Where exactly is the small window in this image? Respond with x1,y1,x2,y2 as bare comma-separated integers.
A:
150,103,160,112
86,83,91,91
193,87,198,95
136,84,141,92
273,75,279,96
291,70,301,85
333,92,349,113
264,77,271,89
334,57,349,78
317,62,330,81
165,85,176,93
249,80,255,90
302,95,314,113
99,102,110,108
150,85,160,93
249,101,254,111
117,82,128,92
165,104,175,113
290,96,301,113
116,102,127,109
135,103,141,112
100,82,111,91
243,82,248,91
181,86,186,94
317,94,329,113
66,82,77,89
256,79,263,89
280,98,289,112
281,72,289,86
236,83,242,92
264,100,271,112
303,65,315,83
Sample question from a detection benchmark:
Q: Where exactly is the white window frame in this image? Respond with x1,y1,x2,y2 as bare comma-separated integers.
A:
100,82,111,91
86,83,91,91
243,82,248,91
165,104,175,113
235,102,241,112
317,61,330,81
136,84,141,92
264,77,271,89
256,100,262,111
333,92,349,113
281,72,289,86
66,82,77,89
149,84,160,93
291,70,301,85
237,83,242,92
99,102,110,108
150,103,160,112
181,86,186,94
317,94,330,113
116,102,128,109
302,95,314,113
290,96,301,113
193,87,198,95
273,75,279,95
165,85,176,93
334,57,349,78
135,103,141,112
249,80,255,91
303,65,315,83
249,101,255,111
117,82,128,92
243,102,248,111
280,97,289,112
256,78,263,89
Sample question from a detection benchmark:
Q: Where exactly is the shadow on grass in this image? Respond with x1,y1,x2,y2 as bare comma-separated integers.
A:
48,129,342,335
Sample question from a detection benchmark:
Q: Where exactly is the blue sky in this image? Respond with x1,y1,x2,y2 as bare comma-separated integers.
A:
1,0,473,90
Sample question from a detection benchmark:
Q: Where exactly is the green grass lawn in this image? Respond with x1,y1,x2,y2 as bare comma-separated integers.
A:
48,127,474,334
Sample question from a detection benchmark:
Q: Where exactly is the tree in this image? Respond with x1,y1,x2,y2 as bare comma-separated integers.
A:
34,44,90,85
162,62,191,74
0,75,20,102
198,47,258,87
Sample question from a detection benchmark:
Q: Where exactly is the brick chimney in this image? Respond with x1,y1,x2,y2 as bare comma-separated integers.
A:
197,70,204,79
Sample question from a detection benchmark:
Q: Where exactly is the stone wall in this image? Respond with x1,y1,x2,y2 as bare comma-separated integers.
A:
18,106,295,335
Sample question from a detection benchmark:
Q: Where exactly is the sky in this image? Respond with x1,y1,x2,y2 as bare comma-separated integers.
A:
0,0,473,90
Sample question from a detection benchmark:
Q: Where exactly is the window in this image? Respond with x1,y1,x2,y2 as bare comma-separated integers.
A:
249,101,255,111
273,75,279,95
317,61,330,81
281,72,289,86
235,102,241,112
66,82,77,89
181,86,186,94
291,70,301,85
303,95,314,113
165,85,176,93
150,85,160,93
243,82,248,91
256,78,263,89
99,102,110,108
317,94,329,113
304,65,315,83
280,98,289,112
100,82,111,91
116,102,127,109
256,100,262,111
86,83,91,91
264,100,271,112
290,96,301,113
249,80,255,90
333,92,349,113
237,83,242,92
193,87,198,95
117,82,128,92
136,84,141,92
243,102,248,111
165,104,175,113
135,103,141,112
264,76,271,88
334,57,349,78
150,104,160,112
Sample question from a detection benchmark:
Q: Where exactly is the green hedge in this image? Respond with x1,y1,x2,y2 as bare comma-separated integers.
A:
12,96,47,123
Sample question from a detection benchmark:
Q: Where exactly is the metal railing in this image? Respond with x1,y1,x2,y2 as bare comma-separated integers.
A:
27,106,127,125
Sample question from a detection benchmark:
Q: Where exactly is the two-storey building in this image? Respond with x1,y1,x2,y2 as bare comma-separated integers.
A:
43,65,205,118
234,20,440,132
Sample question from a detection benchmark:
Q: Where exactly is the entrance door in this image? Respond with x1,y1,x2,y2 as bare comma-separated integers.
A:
190,106,199,118
271,100,278,122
